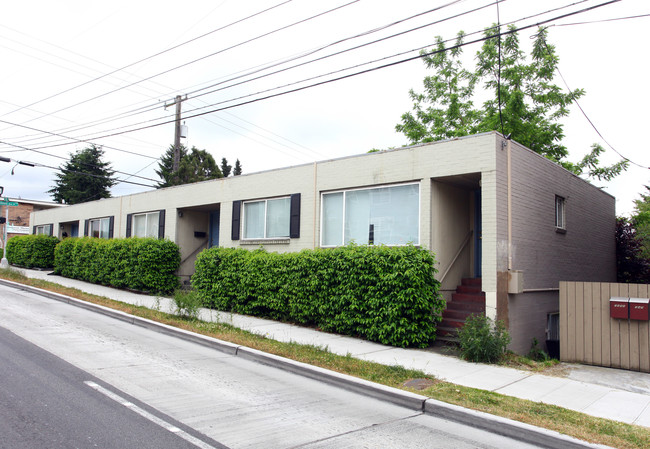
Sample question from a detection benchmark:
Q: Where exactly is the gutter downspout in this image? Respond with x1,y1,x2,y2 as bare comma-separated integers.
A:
507,138,512,272
313,162,317,249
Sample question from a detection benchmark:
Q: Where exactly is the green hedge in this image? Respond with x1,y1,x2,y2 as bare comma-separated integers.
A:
6,234,60,269
54,237,180,294
192,244,444,347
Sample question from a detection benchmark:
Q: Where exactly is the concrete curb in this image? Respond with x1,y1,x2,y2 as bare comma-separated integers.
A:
1,278,611,449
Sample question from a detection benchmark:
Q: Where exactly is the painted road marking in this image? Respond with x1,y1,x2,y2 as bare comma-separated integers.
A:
85,381,223,449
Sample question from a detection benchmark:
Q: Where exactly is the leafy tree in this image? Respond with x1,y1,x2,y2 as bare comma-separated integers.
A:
156,145,223,187
220,157,232,177
233,159,242,176
48,144,116,204
616,217,650,283
397,25,628,180
630,185,650,259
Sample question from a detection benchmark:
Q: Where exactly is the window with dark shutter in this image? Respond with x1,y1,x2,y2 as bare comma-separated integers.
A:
231,200,241,240
158,209,166,239
290,193,300,238
126,214,133,237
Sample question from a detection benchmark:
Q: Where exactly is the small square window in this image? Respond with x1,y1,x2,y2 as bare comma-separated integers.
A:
555,195,565,230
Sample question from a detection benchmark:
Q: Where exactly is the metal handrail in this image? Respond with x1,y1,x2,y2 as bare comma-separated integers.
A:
439,230,473,284
180,240,208,266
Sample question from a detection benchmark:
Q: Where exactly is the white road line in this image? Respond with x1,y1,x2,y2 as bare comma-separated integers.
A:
84,381,219,449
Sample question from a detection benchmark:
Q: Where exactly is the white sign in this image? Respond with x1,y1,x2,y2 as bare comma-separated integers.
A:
8,225,30,234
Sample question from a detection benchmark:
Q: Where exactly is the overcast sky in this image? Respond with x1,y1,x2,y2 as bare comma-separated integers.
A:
0,0,647,216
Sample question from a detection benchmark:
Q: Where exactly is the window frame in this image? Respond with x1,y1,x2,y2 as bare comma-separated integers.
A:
34,224,53,236
320,182,421,248
132,211,160,238
242,196,291,240
555,195,566,231
88,217,112,239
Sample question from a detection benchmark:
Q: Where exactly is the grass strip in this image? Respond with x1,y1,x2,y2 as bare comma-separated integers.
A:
1,268,648,449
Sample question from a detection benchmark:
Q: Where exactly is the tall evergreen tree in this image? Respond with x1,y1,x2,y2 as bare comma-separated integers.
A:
155,144,188,188
233,159,242,176
48,145,116,204
155,145,223,187
220,157,232,177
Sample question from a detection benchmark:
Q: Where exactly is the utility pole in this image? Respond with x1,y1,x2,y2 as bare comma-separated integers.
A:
164,95,187,173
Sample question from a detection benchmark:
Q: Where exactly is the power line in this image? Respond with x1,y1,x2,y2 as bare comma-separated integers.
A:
7,1,359,128
0,139,160,182
0,151,156,188
0,0,621,158
0,0,295,121
1,0,499,151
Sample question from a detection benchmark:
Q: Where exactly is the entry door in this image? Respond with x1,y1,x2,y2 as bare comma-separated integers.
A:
474,189,482,278
70,223,79,237
209,210,220,248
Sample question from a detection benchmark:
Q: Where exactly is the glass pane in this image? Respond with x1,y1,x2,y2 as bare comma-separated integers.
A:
370,184,419,245
91,220,100,238
344,189,370,244
100,218,110,239
146,212,159,238
321,193,343,246
134,215,146,237
243,201,265,239
266,198,290,238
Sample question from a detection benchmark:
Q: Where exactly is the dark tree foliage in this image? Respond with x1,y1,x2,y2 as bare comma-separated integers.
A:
155,144,188,188
220,157,232,178
233,159,242,176
155,145,223,188
616,217,650,283
48,145,116,204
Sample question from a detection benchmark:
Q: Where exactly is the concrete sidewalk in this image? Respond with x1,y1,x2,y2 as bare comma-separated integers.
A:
14,268,650,428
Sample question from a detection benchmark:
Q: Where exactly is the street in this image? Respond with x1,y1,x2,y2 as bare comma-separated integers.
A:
0,283,546,448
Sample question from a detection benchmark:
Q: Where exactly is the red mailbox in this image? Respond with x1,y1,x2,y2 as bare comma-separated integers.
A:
629,297,650,321
610,297,629,319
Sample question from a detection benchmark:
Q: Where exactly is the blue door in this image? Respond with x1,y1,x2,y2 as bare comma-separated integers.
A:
209,210,220,248
70,222,79,237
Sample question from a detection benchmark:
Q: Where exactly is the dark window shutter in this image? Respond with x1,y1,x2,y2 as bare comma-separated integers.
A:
290,193,301,238
158,209,166,239
84,219,89,237
125,214,133,237
48,224,54,237
108,216,114,239
33,225,36,235
231,200,241,240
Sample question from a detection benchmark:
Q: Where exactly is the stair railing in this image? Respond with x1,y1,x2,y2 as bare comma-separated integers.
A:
439,230,473,285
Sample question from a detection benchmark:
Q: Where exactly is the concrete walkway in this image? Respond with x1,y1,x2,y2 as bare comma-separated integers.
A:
14,268,650,428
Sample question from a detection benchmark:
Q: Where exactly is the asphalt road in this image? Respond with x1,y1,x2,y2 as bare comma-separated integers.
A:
0,326,225,449
0,283,547,449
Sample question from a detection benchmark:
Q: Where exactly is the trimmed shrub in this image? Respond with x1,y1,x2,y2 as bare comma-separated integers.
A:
457,314,511,363
54,237,180,294
192,244,444,348
6,234,60,269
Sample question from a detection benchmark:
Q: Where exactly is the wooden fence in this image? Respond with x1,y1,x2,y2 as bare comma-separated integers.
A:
560,282,650,372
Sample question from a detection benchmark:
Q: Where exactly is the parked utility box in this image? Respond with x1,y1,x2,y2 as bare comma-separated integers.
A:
629,298,650,321
610,297,629,319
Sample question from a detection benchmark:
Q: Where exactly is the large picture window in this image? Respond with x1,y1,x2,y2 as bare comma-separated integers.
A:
133,212,160,238
89,217,111,239
243,197,290,239
321,183,420,247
